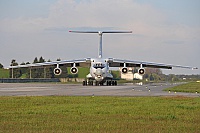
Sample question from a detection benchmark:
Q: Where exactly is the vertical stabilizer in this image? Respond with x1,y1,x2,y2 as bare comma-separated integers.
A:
98,31,103,58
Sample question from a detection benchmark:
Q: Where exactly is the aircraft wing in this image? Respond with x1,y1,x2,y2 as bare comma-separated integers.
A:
109,59,198,70
9,58,91,68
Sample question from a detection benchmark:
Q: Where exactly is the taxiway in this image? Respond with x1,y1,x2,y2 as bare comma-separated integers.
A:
0,83,199,97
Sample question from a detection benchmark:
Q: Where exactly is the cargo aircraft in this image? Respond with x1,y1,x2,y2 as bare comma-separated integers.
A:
9,31,198,86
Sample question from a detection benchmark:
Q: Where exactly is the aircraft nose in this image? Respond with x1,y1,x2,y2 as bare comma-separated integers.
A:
95,68,103,77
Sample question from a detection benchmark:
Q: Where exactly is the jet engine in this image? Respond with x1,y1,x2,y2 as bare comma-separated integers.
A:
121,67,128,74
138,68,145,75
70,67,78,74
54,67,62,75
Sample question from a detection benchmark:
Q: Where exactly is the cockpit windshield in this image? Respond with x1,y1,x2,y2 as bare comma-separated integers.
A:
93,63,105,69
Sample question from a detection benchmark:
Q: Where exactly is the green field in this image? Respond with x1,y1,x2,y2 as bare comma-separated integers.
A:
164,82,200,93
0,68,9,78
0,96,199,133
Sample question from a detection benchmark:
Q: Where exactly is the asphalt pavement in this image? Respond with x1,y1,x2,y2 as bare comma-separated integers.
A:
0,82,199,97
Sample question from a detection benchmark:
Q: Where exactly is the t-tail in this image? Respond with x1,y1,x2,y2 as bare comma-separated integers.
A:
69,30,132,58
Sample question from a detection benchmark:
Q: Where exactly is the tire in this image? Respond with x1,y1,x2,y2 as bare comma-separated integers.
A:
83,81,86,86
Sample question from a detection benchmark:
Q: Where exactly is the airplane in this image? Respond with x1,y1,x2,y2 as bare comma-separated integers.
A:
9,30,198,86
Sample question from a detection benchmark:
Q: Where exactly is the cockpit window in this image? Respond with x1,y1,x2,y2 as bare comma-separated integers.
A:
93,63,105,69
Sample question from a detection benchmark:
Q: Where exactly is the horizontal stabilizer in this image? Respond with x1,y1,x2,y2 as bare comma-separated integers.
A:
69,31,132,34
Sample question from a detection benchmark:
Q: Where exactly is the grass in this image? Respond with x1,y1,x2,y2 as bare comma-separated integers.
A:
0,96,199,133
0,68,9,78
164,82,200,93
77,67,90,78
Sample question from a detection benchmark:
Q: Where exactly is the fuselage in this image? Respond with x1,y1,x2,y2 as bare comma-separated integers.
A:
87,58,113,83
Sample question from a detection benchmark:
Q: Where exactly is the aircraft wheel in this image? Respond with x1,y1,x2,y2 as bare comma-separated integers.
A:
95,82,98,86
112,81,115,86
83,81,86,86
89,81,93,86
115,81,117,86
109,81,111,86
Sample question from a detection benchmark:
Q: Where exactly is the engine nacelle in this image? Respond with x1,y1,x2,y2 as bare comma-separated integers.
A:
121,67,128,74
54,67,62,75
70,67,78,74
138,68,145,75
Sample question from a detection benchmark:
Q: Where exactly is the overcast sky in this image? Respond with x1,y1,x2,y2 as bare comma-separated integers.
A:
0,0,199,74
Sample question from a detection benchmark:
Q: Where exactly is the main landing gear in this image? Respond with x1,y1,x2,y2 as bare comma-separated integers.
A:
82,80,117,86
82,80,94,86
106,80,117,86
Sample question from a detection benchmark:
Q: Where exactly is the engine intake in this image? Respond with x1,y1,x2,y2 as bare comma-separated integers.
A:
70,67,78,74
54,68,62,75
138,68,145,75
121,67,128,74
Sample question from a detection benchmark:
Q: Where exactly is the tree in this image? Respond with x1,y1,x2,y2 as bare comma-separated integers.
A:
20,62,25,65
143,68,163,81
0,63,3,68
9,59,21,78
46,66,54,78
149,74,154,81
19,62,29,78
33,57,39,63
145,68,162,75
39,56,45,63
32,57,44,78
168,74,179,82
10,59,18,66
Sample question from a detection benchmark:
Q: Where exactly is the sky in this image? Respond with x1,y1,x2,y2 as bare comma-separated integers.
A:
0,0,199,75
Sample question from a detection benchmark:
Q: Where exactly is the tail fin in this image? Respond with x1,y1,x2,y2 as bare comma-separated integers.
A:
69,31,132,58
